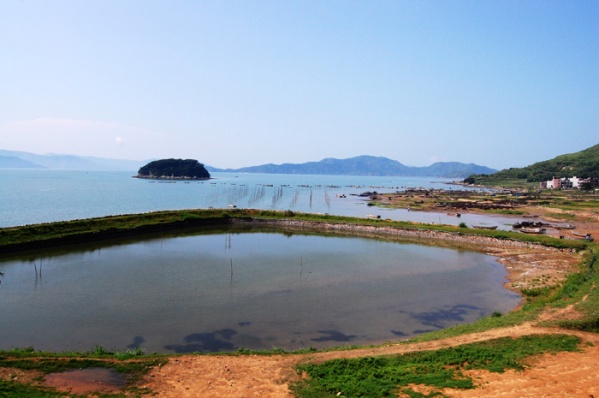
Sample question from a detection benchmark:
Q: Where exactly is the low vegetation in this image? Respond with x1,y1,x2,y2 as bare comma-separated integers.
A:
293,334,581,398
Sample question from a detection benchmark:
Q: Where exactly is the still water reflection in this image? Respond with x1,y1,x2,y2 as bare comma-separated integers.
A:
0,228,520,353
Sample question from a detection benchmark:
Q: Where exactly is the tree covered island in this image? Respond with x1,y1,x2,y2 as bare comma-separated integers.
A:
135,158,211,180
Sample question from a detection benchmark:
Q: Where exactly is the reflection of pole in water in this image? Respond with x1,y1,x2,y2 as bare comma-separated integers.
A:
33,258,43,286
271,186,284,207
290,190,300,208
230,258,233,285
309,190,313,208
324,190,331,208
224,233,232,250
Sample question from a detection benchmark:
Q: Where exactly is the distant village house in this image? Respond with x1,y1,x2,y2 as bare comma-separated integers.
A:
543,176,598,190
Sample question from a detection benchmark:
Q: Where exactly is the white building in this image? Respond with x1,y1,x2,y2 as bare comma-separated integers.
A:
545,176,583,189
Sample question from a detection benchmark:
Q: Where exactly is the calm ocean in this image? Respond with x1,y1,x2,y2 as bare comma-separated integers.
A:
0,169,514,228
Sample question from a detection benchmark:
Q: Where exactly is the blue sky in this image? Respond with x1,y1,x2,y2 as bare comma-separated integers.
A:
1,1,597,169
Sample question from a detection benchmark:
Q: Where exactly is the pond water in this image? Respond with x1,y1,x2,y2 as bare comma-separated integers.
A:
0,228,521,353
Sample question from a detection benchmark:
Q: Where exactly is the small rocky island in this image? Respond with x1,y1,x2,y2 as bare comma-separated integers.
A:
135,158,211,180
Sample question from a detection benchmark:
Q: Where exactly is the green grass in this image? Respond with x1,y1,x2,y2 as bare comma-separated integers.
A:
0,380,67,398
293,334,581,398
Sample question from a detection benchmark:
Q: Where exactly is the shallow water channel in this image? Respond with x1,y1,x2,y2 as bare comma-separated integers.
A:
0,227,521,354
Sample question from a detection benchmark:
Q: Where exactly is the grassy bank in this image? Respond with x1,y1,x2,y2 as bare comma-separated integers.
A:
0,209,592,253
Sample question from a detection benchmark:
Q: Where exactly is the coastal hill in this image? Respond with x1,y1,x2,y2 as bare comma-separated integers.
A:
214,155,496,178
136,158,211,180
465,143,599,184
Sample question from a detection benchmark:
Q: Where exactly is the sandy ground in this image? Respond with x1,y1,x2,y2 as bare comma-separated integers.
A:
2,205,597,397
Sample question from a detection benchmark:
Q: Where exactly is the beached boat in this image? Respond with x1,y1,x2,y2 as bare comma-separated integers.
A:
367,214,381,219
513,221,546,229
520,227,546,234
572,231,592,238
473,225,498,230
551,223,575,230
447,213,461,217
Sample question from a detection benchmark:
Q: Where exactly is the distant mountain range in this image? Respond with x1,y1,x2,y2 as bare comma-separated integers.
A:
0,150,146,171
0,150,496,177
209,155,496,178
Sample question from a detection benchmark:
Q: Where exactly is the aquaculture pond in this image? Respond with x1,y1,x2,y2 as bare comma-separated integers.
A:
0,228,521,353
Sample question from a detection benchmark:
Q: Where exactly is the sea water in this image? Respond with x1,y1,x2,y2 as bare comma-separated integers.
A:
0,169,517,228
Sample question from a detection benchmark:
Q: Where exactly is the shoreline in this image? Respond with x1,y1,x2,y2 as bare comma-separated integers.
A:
1,210,582,295
231,218,582,293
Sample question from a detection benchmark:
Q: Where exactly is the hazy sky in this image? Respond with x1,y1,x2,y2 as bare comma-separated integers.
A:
1,1,597,169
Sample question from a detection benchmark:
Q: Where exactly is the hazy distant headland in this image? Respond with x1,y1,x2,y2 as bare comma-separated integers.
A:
0,149,495,178
0,149,146,171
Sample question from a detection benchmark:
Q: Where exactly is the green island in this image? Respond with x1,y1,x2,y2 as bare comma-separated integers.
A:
0,202,598,397
134,158,211,180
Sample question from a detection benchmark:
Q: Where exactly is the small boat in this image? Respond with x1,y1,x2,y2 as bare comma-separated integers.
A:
572,232,592,238
473,225,498,230
367,214,381,219
551,224,575,230
520,227,546,234
447,213,461,217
